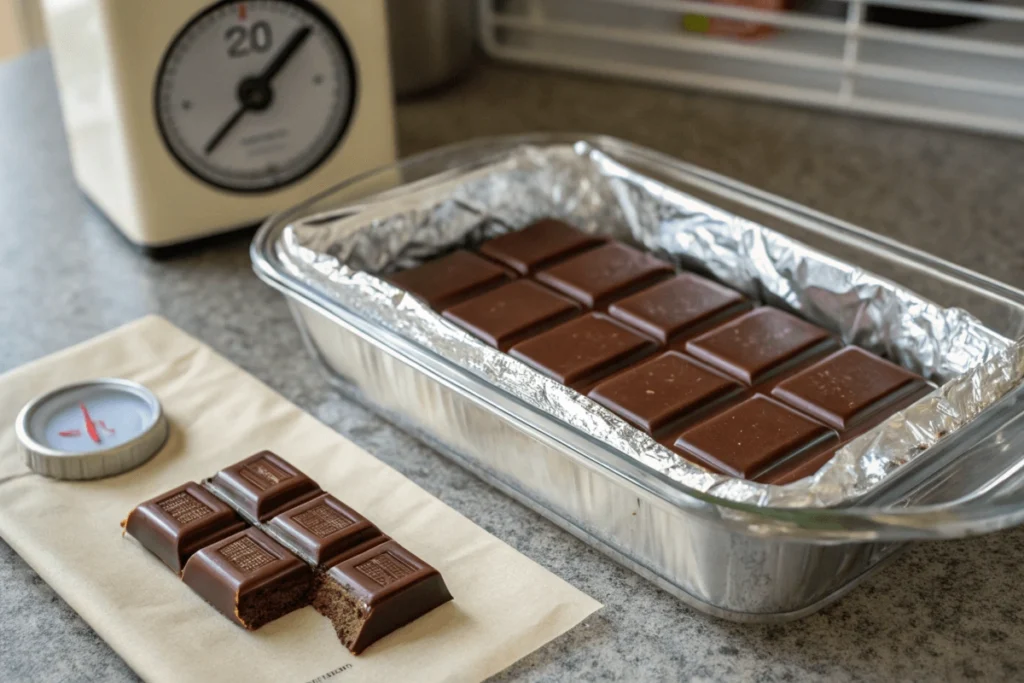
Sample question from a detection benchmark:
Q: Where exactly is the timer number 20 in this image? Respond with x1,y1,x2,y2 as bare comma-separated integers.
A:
225,21,272,58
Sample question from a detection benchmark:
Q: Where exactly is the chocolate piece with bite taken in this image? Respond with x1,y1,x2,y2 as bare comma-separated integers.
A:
312,539,452,654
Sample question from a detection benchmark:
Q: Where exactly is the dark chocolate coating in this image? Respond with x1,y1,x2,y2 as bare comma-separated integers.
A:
182,528,312,630
535,242,674,308
314,540,453,654
771,347,930,431
123,482,247,574
388,250,512,309
478,219,604,274
588,352,740,436
686,308,838,385
442,279,581,351
674,395,837,478
267,493,386,566
209,451,322,522
509,313,658,390
608,273,752,345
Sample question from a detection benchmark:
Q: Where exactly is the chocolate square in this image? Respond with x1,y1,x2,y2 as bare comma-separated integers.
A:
588,352,740,436
685,308,837,385
388,250,513,309
509,313,659,390
182,528,312,630
267,493,386,566
122,482,246,574
674,395,837,478
442,279,581,351
535,242,674,308
772,347,930,431
208,451,322,522
608,273,752,345
478,219,604,274
312,540,452,654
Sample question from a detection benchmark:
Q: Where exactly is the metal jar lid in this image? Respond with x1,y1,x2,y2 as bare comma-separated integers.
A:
15,378,168,480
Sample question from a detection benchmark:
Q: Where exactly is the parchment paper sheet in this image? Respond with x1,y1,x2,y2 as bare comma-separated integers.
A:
0,316,601,683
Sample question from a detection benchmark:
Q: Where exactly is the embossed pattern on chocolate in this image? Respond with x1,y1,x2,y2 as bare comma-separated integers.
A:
158,490,213,525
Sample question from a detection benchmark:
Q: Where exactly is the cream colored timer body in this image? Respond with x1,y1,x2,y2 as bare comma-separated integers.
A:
44,0,397,248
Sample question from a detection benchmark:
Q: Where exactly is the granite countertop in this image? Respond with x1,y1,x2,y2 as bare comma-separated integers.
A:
3,49,1024,682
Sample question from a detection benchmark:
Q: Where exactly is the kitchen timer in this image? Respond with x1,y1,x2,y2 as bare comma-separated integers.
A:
43,0,396,248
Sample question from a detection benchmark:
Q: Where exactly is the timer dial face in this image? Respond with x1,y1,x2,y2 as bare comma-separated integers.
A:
155,0,357,193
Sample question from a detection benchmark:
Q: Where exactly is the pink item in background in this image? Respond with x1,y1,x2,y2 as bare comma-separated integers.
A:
683,0,787,39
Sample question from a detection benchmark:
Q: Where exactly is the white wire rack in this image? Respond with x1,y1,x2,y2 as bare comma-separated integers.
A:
478,0,1024,138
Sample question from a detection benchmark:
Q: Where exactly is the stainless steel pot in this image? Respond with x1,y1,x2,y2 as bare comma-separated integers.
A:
387,0,476,97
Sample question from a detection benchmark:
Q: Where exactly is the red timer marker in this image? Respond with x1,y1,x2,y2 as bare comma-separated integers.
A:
80,402,101,443
58,406,119,442
238,3,247,20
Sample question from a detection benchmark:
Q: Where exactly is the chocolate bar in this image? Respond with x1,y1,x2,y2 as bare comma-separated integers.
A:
388,250,511,309
608,273,752,346
267,493,387,565
388,218,933,482
124,452,452,653
685,308,839,385
442,279,581,351
182,528,313,630
509,313,659,391
674,395,838,478
588,351,740,437
121,482,246,573
535,242,674,308
312,540,453,654
479,217,604,274
207,450,322,522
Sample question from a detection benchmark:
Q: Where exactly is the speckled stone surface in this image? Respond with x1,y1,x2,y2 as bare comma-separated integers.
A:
2,49,1024,682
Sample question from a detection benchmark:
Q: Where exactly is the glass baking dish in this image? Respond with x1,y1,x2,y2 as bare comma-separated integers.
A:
252,134,1024,621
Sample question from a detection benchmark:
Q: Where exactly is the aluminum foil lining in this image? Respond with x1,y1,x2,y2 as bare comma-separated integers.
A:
274,142,1024,508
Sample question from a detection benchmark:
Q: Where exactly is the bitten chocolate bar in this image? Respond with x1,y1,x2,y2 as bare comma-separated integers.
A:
313,540,453,654
388,219,933,484
123,452,451,653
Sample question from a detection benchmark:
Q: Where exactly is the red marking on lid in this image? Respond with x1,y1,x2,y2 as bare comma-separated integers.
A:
98,420,116,435
79,402,101,444
59,429,82,438
238,3,247,20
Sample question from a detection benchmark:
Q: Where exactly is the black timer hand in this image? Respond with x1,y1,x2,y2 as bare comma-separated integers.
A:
258,25,312,82
203,25,313,156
